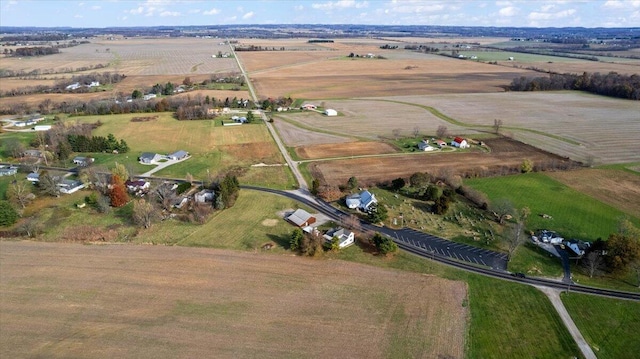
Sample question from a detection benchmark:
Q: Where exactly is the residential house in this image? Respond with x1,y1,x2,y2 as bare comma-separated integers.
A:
125,179,150,194
23,149,42,158
0,166,18,176
195,189,215,203
435,140,447,148
451,137,469,149
66,82,81,90
26,172,40,182
143,94,157,101
345,190,378,211
418,139,435,151
323,227,355,248
286,208,316,228
14,121,27,127
301,104,317,110
173,196,189,209
33,125,52,131
87,81,100,88
167,150,189,161
324,109,338,116
231,116,248,123
139,152,163,164
58,180,85,194
564,239,590,257
73,156,94,166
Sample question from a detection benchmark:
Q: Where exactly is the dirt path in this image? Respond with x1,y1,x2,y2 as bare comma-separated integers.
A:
535,286,597,359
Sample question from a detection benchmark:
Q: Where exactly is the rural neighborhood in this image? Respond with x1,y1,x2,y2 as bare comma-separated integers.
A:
1,5,639,359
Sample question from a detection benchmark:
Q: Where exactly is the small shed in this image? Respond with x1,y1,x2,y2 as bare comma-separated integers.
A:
324,109,338,116
287,209,316,227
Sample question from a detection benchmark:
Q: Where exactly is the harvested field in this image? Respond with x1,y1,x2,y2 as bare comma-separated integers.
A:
388,92,640,164
242,47,538,98
295,141,399,159
0,241,468,359
547,169,640,217
520,59,640,76
309,137,574,187
277,99,478,140
273,117,353,146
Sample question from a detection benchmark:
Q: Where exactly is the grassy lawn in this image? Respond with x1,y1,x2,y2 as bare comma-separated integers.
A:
465,173,640,241
134,189,309,250
64,113,289,187
562,292,640,359
508,242,564,278
331,248,583,359
0,131,36,159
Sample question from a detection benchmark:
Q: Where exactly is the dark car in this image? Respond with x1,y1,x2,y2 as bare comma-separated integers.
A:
511,272,526,278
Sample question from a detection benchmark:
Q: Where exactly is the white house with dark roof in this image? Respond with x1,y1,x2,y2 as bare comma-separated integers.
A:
0,166,18,176
139,152,164,164
167,150,189,161
73,156,94,166
323,227,355,248
27,172,40,182
58,179,85,194
418,140,435,151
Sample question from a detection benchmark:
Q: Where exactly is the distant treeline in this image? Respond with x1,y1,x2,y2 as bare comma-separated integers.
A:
404,44,440,52
1,34,70,42
509,72,640,100
308,39,334,43
234,45,285,51
12,46,59,57
0,63,109,79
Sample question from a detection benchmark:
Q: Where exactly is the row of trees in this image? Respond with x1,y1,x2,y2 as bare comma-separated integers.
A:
289,228,397,257
67,133,129,153
509,71,640,100
12,46,59,57
1,71,125,98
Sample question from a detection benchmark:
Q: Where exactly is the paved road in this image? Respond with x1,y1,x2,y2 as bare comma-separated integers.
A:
229,42,308,190
536,286,598,359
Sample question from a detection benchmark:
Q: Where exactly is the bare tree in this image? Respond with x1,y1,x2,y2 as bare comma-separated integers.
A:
584,250,605,278
7,181,35,209
436,125,448,138
5,138,25,159
342,214,362,233
38,172,60,197
506,207,529,261
154,183,176,211
493,119,503,134
132,199,157,229
412,126,420,137
392,128,401,139
491,198,515,225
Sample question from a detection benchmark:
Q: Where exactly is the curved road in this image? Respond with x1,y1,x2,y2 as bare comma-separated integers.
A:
242,185,640,302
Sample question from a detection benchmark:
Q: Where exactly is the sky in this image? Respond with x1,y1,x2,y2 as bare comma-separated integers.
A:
0,0,639,28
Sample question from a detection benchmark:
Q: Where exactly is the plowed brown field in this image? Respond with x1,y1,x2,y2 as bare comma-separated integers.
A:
310,137,574,186
295,141,399,159
0,241,468,359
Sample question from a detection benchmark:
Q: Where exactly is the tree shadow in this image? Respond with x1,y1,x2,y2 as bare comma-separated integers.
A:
266,233,290,250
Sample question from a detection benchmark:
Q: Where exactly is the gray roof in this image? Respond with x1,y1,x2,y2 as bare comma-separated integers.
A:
169,150,188,158
287,209,314,227
140,152,158,161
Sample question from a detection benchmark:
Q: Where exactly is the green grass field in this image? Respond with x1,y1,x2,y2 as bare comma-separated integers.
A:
332,248,583,359
562,292,640,359
134,189,308,250
465,173,640,241
508,242,564,278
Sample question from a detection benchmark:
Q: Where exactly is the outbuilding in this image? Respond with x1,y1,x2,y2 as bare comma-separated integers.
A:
324,109,338,116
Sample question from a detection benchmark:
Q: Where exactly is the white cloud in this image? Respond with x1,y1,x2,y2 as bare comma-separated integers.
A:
312,0,369,11
203,8,220,15
495,1,512,6
528,8,576,21
243,11,254,20
188,9,201,14
74,14,83,18
295,5,304,11
540,4,555,12
385,1,445,14
129,7,144,14
91,5,101,10
603,0,640,9
498,6,518,16
160,11,180,17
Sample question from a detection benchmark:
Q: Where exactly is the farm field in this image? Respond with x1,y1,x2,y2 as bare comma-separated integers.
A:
561,293,640,359
276,98,478,141
295,141,399,160
273,117,353,146
0,38,239,76
547,168,640,218
465,173,640,241
238,38,539,99
309,137,573,187
0,241,468,359
65,113,291,187
388,92,640,164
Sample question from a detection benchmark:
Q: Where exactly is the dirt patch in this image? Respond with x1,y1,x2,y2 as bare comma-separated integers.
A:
261,219,278,227
311,137,576,187
219,142,282,164
547,169,640,217
0,241,467,359
296,141,399,159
